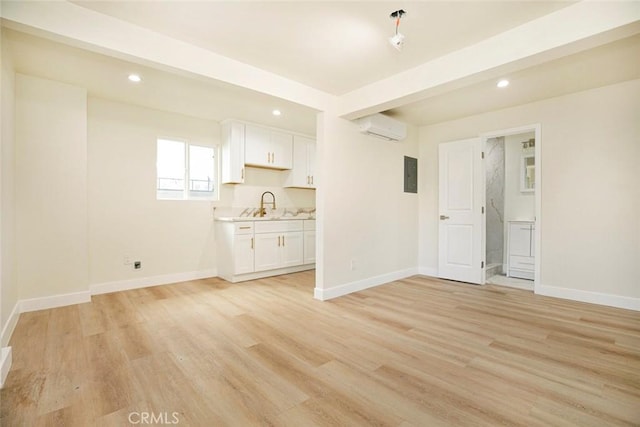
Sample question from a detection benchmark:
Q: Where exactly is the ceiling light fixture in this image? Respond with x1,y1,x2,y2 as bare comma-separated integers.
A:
389,9,406,51
497,79,509,88
272,109,282,116
128,74,142,83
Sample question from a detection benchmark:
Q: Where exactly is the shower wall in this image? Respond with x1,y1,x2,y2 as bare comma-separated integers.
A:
486,137,505,268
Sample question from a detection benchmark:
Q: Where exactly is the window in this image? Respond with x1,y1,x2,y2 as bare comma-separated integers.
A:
156,138,217,200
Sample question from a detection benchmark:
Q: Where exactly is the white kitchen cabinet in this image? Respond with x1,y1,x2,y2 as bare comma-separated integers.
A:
254,220,303,272
303,220,316,264
507,221,535,280
245,124,293,170
220,121,245,184
284,136,316,189
233,234,255,274
216,219,314,283
216,221,254,281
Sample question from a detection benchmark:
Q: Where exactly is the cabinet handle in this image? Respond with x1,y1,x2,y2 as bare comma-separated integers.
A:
278,236,281,246
307,176,310,184
251,237,254,249
239,226,251,230
311,176,314,185
282,235,285,246
440,215,450,220
272,152,275,163
241,168,244,180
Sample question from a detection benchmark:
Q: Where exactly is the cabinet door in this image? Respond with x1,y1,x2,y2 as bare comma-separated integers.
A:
221,121,245,184
270,130,293,169
244,124,271,167
303,230,316,264
307,142,316,188
285,136,313,188
233,234,254,274
509,224,532,257
281,231,304,267
254,232,281,272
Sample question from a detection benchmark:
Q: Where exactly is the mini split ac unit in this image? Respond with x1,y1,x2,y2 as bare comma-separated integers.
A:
357,113,407,142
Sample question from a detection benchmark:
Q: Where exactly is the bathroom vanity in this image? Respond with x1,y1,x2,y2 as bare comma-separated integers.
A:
507,220,535,280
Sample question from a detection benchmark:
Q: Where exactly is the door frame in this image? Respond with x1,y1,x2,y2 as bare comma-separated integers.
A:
479,124,541,292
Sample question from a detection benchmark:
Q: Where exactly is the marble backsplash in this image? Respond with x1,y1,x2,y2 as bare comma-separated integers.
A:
214,206,316,219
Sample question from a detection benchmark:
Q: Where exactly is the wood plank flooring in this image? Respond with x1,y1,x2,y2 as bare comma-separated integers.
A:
1,272,639,426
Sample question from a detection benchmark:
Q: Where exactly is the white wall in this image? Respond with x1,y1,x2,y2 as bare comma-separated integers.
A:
15,74,88,300
419,79,640,304
88,98,219,285
315,112,419,298
1,29,18,345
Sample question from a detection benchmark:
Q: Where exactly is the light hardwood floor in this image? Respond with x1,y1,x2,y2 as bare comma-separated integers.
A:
1,272,639,426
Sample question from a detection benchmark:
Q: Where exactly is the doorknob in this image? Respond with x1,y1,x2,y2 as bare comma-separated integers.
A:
440,215,450,220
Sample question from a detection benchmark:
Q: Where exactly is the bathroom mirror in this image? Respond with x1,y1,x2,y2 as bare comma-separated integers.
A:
521,153,535,192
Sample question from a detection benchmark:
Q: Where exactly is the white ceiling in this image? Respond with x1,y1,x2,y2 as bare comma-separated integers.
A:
70,1,575,95
3,1,639,131
5,29,319,134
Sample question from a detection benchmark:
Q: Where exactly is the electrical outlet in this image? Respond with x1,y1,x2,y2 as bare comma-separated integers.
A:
134,261,141,270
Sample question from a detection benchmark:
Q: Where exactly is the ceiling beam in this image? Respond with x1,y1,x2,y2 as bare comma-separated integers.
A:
336,1,640,120
0,0,337,112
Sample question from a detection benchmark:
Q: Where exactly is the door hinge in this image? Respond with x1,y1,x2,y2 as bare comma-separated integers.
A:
481,261,484,268
481,152,485,159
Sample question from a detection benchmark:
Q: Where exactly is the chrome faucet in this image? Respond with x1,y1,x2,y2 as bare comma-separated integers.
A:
256,191,276,217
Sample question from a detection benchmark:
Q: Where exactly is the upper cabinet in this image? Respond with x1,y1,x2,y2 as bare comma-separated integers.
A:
220,121,245,184
284,135,316,189
245,124,293,170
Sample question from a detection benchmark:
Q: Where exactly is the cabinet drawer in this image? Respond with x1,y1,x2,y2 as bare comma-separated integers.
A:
303,220,316,231
254,220,303,234
509,255,535,271
234,222,254,235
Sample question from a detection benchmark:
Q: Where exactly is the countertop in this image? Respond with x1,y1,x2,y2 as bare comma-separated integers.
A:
215,216,315,222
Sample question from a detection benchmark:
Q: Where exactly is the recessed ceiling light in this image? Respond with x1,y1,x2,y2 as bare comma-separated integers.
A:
497,79,509,88
272,109,282,116
128,74,142,83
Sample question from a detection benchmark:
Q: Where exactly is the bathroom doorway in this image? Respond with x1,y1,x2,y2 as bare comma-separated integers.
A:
483,126,539,291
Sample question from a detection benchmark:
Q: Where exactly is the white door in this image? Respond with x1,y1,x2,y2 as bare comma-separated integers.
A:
438,138,484,284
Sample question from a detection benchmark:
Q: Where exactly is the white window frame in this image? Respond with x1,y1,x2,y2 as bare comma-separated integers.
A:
156,137,219,201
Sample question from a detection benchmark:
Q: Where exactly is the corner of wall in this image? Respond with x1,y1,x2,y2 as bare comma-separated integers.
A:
1,346,12,389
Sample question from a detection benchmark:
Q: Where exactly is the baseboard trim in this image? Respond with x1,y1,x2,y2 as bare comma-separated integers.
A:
91,269,218,295
0,302,20,348
418,266,438,277
1,346,11,389
536,284,640,311
20,290,92,313
219,265,314,283
314,267,419,301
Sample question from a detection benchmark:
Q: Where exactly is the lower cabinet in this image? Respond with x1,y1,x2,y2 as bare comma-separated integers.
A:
216,219,314,282
254,231,304,272
303,220,316,264
507,221,535,280
233,234,255,275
